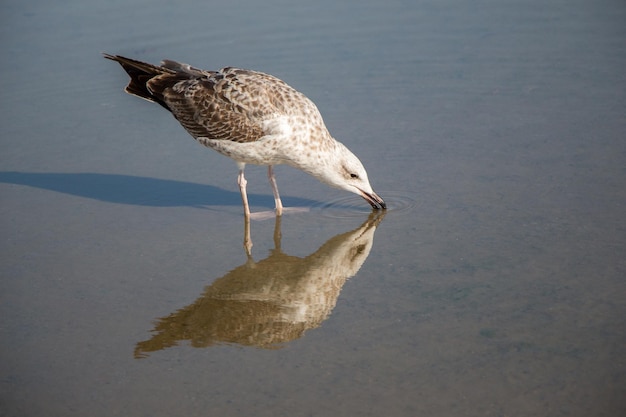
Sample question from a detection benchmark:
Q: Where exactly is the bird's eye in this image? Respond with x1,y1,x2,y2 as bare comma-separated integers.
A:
350,173,359,179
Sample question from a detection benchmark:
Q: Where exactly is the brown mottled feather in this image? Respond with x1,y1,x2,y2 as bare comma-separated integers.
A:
102,54,175,108
104,54,312,144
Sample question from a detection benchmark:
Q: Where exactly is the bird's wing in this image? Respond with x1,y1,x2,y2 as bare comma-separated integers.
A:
147,66,299,143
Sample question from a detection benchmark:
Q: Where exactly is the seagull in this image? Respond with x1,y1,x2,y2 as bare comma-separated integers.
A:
104,54,385,217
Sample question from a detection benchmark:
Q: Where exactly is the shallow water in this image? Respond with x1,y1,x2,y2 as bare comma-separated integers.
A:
1,0,625,416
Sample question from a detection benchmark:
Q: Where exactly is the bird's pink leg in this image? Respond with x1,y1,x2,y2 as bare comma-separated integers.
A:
237,166,251,219
237,165,253,253
267,165,283,216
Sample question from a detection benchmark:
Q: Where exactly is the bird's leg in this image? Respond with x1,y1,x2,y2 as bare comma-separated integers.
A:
237,164,251,218
267,165,283,216
237,164,253,254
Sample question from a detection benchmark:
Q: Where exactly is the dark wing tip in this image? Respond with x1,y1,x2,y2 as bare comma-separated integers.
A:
104,53,176,109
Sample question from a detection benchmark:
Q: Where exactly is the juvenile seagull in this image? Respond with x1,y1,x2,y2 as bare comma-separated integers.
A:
104,54,385,217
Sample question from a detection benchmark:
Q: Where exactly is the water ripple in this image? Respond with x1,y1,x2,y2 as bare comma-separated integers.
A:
312,191,418,219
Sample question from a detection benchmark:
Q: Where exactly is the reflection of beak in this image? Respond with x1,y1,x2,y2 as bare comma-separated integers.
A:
359,189,386,210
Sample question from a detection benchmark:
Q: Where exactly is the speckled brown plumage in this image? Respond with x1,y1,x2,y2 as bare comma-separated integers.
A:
105,54,321,146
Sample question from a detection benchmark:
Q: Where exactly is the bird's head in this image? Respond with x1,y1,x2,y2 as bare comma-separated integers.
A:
311,141,386,210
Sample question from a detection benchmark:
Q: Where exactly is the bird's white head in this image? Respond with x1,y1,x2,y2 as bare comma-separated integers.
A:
306,141,386,210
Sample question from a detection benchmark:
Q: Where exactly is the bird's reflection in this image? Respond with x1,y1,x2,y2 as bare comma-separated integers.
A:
134,211,385,358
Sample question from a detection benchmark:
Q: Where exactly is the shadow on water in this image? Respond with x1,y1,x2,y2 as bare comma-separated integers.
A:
134,211,386,358
0,171,317,209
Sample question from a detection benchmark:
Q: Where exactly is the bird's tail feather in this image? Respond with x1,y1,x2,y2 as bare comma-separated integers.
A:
103,53,174,109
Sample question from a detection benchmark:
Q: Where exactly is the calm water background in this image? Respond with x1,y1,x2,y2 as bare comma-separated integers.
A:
1,0,625,415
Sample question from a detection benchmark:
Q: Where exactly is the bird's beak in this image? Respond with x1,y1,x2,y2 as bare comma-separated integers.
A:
359,189,386,210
